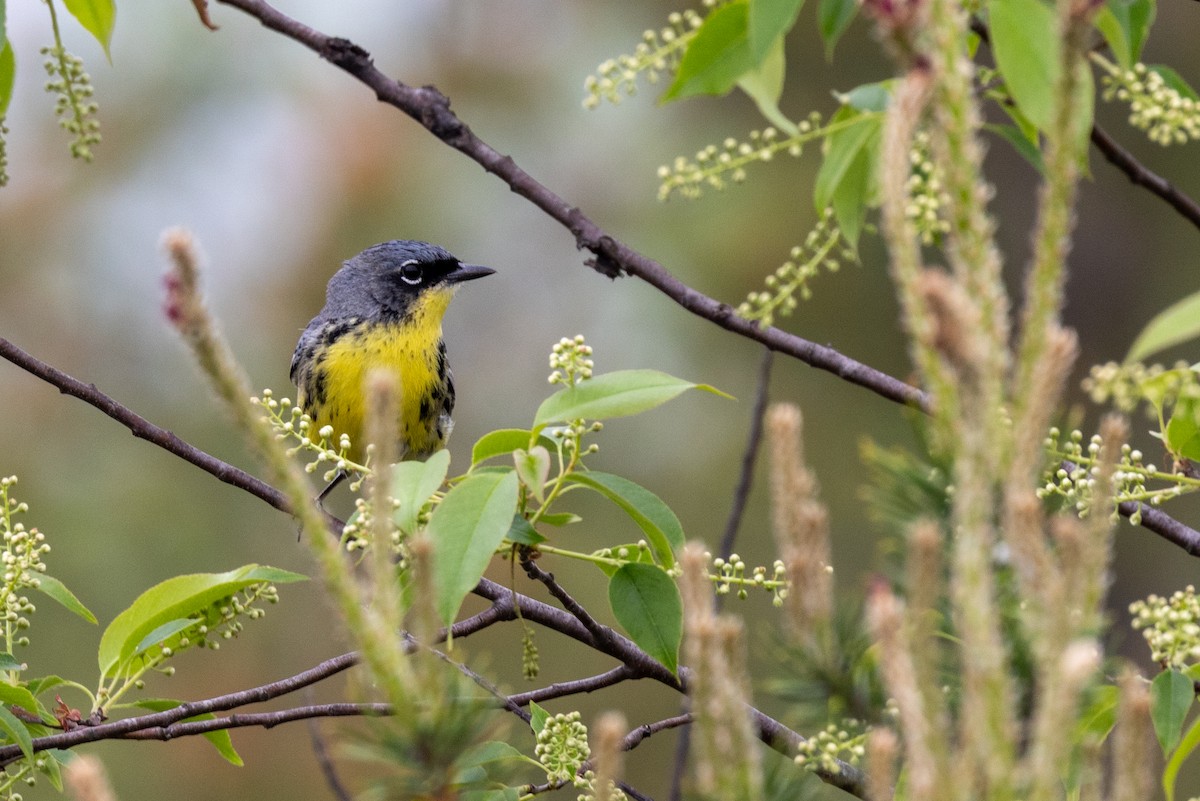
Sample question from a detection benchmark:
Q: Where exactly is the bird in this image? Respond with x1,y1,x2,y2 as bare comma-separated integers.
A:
290,240,494,500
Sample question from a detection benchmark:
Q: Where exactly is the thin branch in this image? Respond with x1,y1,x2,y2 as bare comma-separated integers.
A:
306,695,354,801
506,666,637,707
1090,122,1200,233
0,652,360,764
620,713,693,753
718,348,773,560
117,702,392,740
0,335,338,528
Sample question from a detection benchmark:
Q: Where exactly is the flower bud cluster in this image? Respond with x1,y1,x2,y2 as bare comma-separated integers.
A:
536,711,591,785
0,117,9,187
0,477,50,648
41,45,100,160
795,721,867,776
583,9,705,109
253,389,370,483
657,117,820,200
1101,62,1200,146
736,209,854,326
1130,586,1200,667
905,130,950,245
549,335,595,387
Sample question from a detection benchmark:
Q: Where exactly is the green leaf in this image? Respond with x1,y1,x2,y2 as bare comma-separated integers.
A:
1126,288,1200,363
98,565,306,679
986,123,1046,174
1164,708,1200,801
1076,683,1119,740
0,683,44,725
505,514,545,547
35,574,96,624
1096,0,1155,68
817,0,858,59
830,123,877,250
62,0,116,60
428,469,520,625
566,471,684,568
0,654,21,672
0,704,32,759
535,370,729,427
1165,395,1200,462
662,2,755,102
537,512,581,527
838,81,891,112
608,563,682,675
988,0,1060,131
135,699,243,765
1152,669,1195,754
528,701,549,735
513,446,551,504
736,36,795,135
0,38,13,118
749,0,805,61
1093,7,1131,69
814,109,880,212
132,618,197,658
472,429,555,466
391,450,450,536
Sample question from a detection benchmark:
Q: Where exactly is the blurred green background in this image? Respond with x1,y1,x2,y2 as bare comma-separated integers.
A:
1,1,1199,799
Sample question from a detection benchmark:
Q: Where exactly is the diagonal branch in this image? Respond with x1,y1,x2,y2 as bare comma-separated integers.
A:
212,0,927,413
1090,122,1200,233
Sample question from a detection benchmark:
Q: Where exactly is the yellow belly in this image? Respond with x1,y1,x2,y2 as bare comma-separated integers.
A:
301,290,455,463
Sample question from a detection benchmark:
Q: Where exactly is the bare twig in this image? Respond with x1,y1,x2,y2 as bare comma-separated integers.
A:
718,348,773,560
0,335,338,529
306,700,354,801
1091,122,1200,233
0,652,360,764
506,666,637,707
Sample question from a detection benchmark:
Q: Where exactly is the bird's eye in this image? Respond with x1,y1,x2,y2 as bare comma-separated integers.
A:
398,259,423,285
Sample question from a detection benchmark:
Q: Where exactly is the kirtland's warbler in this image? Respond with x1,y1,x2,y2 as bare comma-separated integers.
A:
290,240,494,496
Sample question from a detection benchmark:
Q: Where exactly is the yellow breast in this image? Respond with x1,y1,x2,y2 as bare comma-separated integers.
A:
303,287,456,462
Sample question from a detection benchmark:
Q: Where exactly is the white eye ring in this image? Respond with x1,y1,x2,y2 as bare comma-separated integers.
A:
399,258,422,285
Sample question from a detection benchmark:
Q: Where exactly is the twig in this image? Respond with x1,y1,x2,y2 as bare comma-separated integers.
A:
620,713,693,753
718,348,773,560
0,335,338,529
306,694,354,801
117,702,392,740
0,652,360,764
1090,122,1200,234
506,666,636,707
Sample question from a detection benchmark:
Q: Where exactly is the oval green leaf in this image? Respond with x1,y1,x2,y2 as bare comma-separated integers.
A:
1126,289,1200,363
428,469,519,625
0,704,32,759
535,370,729,427
1152,668,1194,754
1164,708,1200,801
98,565,306,679
662,1,754,102
608,563,682,675
391,449,451,536
1165,395,1200,462
749,0,805,60
988,0,1060,131
472,429,555,466
62,0,116,59
817,0,858,59
566,471,683,567
35,573,96,624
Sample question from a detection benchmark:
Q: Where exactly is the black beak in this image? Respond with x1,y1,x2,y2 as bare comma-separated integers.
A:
446,263,496,284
